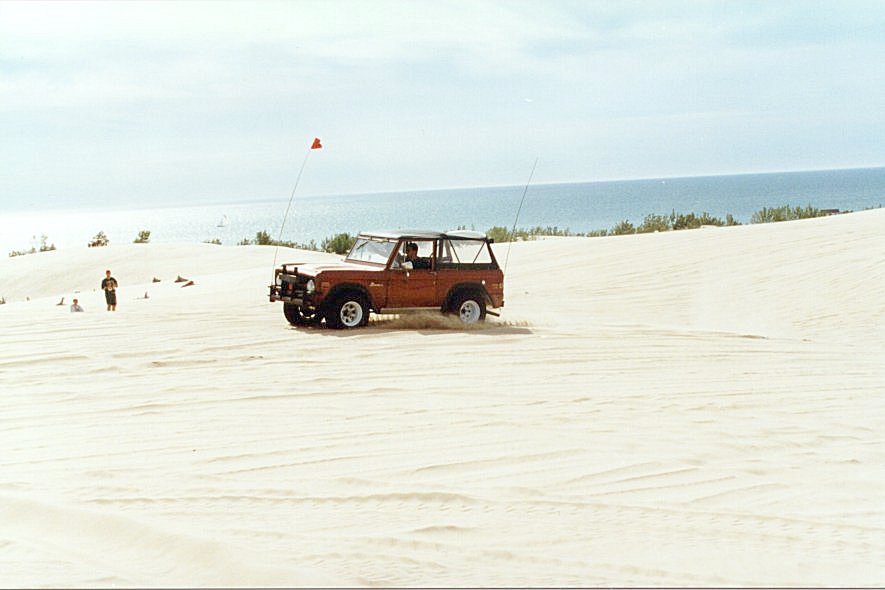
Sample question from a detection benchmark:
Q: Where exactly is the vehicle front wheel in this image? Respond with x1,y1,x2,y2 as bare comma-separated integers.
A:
284,303,318,326
325,293,370,329
451,291,487,324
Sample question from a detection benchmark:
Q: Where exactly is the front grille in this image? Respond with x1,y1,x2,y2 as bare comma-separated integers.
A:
280,273,311,298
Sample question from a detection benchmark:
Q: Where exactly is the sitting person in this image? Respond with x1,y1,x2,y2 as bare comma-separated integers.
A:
70,298,84,312
404,242,431,269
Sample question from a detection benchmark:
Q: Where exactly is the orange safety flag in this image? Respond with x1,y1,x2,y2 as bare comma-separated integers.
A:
311,137,323,149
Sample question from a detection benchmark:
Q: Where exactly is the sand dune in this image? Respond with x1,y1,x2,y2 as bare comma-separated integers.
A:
1,209,884,586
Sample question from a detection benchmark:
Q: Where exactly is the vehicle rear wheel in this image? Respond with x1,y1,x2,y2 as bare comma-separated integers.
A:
284,303,318,326
452,291,486,324
325,293,370,329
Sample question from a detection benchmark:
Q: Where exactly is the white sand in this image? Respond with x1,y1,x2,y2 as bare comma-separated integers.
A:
1,210,884,587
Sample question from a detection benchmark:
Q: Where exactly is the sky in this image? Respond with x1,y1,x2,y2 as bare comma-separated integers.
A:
1,0,884,211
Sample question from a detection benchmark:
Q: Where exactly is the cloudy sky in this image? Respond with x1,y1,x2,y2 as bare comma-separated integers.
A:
1,0,884,210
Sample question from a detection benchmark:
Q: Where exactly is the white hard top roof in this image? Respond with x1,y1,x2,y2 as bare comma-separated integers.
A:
360,229,488,240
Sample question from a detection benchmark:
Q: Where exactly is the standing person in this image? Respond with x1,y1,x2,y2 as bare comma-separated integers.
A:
101,269,118,311
70,298,84,312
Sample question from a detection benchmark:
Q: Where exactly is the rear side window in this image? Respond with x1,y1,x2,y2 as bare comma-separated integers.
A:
439,239,496,269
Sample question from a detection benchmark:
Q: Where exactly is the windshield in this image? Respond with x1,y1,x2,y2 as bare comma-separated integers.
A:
345,237,397,265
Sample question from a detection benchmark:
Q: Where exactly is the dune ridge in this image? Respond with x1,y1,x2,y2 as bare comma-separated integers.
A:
1,209,884,586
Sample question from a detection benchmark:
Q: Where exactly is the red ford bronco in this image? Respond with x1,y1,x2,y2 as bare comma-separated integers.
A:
269,229,505,328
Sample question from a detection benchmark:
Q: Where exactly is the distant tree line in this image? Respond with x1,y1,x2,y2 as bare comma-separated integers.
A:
749,205,831,224
3,204,853,257
8,234,56,257
240,204,840,251
487,204,837,242
238,230,357,254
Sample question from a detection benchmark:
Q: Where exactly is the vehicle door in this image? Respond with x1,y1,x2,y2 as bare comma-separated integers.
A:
386,239,438,307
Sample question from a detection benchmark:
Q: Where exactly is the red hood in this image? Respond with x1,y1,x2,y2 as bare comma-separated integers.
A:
293,260,384,276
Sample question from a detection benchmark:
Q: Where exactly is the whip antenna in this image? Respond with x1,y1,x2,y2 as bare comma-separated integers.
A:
272,137,322,275
503,156,538,274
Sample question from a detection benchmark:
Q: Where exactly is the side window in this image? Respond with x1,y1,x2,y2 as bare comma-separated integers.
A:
399,240,435,270
415,241,434,259
440,239,493,268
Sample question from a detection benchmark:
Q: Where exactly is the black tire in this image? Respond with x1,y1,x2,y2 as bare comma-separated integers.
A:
283,303,318,326
324,292,370,329
450,290,487,324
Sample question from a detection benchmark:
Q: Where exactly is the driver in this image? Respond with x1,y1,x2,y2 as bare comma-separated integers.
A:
404,242,431,269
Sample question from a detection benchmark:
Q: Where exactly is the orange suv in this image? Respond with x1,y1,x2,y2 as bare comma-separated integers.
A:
269,230,505,328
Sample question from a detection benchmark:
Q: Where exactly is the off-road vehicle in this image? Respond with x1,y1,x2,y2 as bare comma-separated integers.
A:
269,229,504,328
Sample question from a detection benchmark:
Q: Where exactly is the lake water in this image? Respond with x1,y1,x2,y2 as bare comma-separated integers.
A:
2,167,883,254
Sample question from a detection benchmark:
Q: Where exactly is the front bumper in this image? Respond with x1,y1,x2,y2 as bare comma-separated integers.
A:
269,266,315,305
268,284,304,305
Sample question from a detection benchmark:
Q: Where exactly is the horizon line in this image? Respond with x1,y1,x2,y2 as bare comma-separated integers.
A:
294,163,885,201
3,163,883,214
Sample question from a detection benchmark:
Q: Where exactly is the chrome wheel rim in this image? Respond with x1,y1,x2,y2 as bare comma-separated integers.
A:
340,301,364,327
459,300,481,323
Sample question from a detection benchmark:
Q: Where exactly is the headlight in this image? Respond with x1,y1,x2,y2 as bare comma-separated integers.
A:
305,279,316,294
